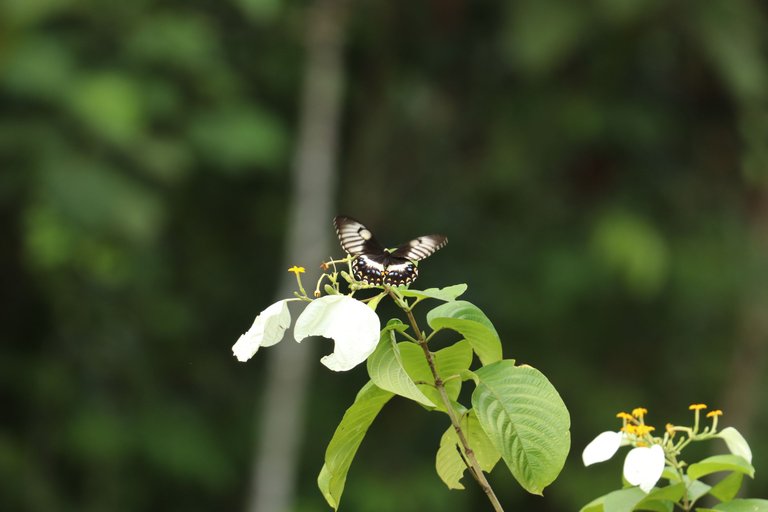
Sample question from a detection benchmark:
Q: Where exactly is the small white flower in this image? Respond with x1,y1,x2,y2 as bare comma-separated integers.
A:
294,295,380,371
232,299,292,362
582,431,623,466
623,444,665,493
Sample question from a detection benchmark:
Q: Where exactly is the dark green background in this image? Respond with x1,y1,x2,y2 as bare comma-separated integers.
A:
2,0,767,510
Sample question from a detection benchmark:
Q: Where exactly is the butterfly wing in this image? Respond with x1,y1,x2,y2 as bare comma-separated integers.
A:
333,215,386,256
390,234,448,261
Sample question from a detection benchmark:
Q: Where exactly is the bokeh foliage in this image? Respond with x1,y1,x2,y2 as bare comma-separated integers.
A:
1,0,767,511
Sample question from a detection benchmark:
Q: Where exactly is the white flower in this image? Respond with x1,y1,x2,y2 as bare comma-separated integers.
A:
583,431,664,493
232,299,291,362
582,431,623,466
623,444,665,492
294,295,380,371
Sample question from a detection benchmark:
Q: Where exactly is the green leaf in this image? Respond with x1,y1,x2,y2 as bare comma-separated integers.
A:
687,478,712,504
383,318,409,332
471,361,570,494
427,300,502,365
367,292,387,311
709,472,744,503
398,340,473,411
399,284,468,302
717,427,753,463
710,499,768,512
318,382,394,510
635,501,674,512
636,483,683,511
687,455,754,481
435,410,501,490
580,494,606,512
435,340,474,400
662,467,681,482
641,482,685,504
367,330,435,407
581,487,676,512
604,487,646,512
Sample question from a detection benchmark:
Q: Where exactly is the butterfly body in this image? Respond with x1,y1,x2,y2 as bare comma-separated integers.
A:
334,216,447,286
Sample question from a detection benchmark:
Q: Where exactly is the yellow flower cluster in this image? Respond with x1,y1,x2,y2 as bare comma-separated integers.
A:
615,403,725,446
623,424,655,436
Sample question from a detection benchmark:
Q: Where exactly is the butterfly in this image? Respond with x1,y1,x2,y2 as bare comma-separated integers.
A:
333,215,447,286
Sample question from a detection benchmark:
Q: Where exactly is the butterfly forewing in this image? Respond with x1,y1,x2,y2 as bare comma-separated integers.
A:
333,215,446,285
390,235,448,261
333,216,386,256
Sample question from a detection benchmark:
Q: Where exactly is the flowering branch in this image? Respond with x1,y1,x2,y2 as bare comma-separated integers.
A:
583,404,756,511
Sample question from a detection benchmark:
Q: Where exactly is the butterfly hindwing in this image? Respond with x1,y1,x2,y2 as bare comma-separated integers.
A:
353,254,418,286
333,215,446,285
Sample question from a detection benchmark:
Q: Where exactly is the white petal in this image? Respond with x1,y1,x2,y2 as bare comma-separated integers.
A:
294,295,380,371
623,444,665,493
582,431,623,466
232,299,291,362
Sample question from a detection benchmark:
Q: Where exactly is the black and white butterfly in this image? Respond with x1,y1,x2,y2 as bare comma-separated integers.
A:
333,215,447,286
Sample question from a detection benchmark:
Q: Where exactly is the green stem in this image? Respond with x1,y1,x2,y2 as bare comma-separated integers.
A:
389,289,504,512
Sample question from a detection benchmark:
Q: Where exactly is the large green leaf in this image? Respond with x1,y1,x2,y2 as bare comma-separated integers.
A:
398,340,473,411
710,499,768,512
641,482,685,505
318,382,394,510
399,283,468,302
635,483,683,512
709,472,744,503
687,455,754,480
580,494,606,512
367,328,435,407
435,410,501,490
471,361,570,495
604,487,647,512
427,300,502,365
580,488,648,512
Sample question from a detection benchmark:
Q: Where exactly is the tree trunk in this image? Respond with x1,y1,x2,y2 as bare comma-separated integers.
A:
246,1,349,511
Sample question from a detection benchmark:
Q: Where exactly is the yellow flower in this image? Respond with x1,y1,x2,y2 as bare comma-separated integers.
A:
616,412,634,421
632,407,648,419
622,424,637,435
689,403,707,411
706,410,723,418
288,265,306,275
634,425,656,436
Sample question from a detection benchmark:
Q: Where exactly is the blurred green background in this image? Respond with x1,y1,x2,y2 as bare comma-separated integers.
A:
2,0,767,510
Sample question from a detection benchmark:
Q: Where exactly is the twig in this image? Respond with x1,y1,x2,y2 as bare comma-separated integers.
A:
389,289,505,512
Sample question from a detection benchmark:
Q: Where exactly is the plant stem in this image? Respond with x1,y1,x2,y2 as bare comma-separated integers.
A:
391,291,505,512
